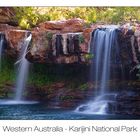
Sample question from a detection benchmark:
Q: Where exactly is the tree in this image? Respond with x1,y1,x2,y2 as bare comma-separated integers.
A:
11,7,140,29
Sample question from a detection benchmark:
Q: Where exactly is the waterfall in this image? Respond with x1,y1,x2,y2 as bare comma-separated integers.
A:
15,33,32,101
0,33,4,71
0,32,37,105
75,26,119,114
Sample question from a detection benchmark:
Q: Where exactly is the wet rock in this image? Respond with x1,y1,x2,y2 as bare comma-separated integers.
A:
27,31,51,63
78,105,89,111
55,55,79,64
26,31,89,64
50,82,65,89
24,81,92,108
5,29,29,58
59,101,77,108
116,91,140,101
1,20,140,66
106,90,140,115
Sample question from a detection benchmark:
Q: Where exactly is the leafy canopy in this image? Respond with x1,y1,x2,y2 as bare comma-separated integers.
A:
13,7,140,29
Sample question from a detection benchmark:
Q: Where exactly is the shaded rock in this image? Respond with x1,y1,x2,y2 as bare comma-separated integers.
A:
26,31,89,64
0,8,15,24
116,91,140,101
59,101,76,108
106,90,140,115
118,29,134,65
0,24,18,32
50,82,65,89
26,52,90,64
78,105,89,111
55,55,79,64
2,20,140,66
27,31,51,63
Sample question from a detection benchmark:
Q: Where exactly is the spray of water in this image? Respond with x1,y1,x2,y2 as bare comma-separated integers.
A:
15,33,32,101
75,26,119,114
0,33,4,71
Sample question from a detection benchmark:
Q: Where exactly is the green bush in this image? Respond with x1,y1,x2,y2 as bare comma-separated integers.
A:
12,7,140,29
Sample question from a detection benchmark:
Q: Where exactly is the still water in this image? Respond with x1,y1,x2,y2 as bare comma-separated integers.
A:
0,103,139,120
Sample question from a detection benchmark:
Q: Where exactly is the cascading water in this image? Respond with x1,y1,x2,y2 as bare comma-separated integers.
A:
0,33,4,71
76,26,119,114
0,32,38,105
15,33,32,101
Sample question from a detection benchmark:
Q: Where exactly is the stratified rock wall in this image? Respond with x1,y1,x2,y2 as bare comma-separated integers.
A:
1,19,140,65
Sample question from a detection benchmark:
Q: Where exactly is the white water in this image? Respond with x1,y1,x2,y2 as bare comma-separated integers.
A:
0,33,4,71
75,93,117,114
76,26,118,114
0,100,38,105
15,34,32,101
0,33,38,105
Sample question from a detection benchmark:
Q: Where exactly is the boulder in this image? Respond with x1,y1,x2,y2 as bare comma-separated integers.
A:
5,29,29,57
38,18,85,33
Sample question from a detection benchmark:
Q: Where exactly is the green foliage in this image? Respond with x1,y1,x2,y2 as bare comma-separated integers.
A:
13,7,97,29
59,95,74,101
13,7,38,29
13,7,140,29
136,64,140,80
28,64,89,88
13,7,50,29
79,34,84,44
96,7,140,24
85,53,94,60
78,83,88,91
0,57,89,97
46,32,53,40
0,57,16,86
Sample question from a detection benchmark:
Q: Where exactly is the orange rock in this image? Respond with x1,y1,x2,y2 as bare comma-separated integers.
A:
5,29,27,50
83,28,93,42
39,18,85,33
56,56,79,64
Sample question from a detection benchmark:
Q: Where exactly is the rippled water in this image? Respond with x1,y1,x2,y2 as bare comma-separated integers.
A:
0,104,139,120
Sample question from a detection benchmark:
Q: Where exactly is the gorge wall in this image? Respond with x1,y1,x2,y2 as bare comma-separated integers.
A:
1,18,140,115
1,18,140,66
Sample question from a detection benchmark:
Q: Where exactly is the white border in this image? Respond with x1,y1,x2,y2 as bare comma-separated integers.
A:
0,0,140,6
1,1,140,140
0,120,140,140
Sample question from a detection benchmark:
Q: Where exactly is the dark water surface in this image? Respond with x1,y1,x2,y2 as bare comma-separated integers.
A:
0,104,140,120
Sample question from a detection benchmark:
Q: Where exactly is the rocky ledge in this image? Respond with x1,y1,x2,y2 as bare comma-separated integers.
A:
1,80,140,115
1,18,140,65
1,18,91,64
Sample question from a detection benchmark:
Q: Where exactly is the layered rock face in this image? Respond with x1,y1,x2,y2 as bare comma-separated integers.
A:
4,18,92,64
36,19,92,64
1,19,140,115
27,31,89,64
1,19,140,65
38,18,85,33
